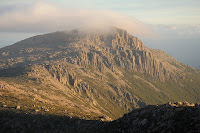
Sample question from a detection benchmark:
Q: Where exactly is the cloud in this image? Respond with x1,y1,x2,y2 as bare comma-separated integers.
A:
0,2,155,37
150,24,200,40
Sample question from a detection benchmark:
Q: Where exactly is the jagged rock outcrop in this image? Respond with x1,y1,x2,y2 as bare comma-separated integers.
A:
0,28,175,81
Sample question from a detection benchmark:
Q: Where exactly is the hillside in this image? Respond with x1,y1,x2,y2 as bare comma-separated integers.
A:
1,102,200,133
0,27,200,120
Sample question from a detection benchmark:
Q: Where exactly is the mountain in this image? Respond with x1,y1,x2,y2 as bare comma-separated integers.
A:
0,27,200,120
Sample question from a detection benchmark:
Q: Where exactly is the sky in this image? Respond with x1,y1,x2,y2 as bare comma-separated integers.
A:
0,0,200,68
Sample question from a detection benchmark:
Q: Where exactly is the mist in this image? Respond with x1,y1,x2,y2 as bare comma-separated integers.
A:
0,2,154,38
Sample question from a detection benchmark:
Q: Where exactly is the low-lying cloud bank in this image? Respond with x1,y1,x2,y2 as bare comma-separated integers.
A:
0,2,155,37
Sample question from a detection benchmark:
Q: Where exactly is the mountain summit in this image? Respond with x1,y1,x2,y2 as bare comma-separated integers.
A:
0,27,200,120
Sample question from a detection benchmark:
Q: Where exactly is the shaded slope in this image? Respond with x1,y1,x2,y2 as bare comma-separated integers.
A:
1,103,200,133
104,102,200,133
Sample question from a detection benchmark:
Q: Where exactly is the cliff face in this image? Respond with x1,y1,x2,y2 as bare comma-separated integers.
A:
0,29,175,80
0,27,200,119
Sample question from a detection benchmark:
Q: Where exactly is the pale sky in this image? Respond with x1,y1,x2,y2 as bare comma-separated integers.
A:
1,0,200,24
0,0,200,68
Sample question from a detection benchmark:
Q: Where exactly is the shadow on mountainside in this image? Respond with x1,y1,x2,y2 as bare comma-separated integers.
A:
0,66,27,77
1,103,200,133
0,110,105,133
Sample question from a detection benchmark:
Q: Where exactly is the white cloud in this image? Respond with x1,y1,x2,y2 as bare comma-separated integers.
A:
0,2,155,37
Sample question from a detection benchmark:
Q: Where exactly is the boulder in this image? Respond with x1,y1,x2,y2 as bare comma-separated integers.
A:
16,105,20,109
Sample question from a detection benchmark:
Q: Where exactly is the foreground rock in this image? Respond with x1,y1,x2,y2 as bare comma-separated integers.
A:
0,102,199,133
105,102,200,133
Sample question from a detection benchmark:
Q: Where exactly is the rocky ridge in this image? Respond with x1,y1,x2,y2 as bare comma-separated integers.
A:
0,28,179,81
104,102,200,133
